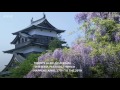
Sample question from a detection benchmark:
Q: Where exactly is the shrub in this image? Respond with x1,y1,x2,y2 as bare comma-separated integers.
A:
9,54,40,78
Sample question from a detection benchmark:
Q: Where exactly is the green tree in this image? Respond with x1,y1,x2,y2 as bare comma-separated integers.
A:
75,12,120,78
9,53,40,78
48,37,63,51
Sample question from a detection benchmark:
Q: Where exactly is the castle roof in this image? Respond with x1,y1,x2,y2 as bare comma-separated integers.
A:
3,42,48,54
12,15,65,35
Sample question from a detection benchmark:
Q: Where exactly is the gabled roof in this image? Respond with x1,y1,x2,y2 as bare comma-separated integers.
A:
3,42,48,54
19,32,31,38
31,15,46,25
12,14,65,35
12,25,36,35
11,32,32,44
11,35,19,44
2,54,25,72
37,19,56,29
2,55,14,72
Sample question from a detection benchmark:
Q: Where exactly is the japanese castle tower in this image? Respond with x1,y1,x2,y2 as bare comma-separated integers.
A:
2,13,65,74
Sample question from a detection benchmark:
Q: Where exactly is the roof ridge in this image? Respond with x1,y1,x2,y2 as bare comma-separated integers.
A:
31,17,45,24
31,13,46,24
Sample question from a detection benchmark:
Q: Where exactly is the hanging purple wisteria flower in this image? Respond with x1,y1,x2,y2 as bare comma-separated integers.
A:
52,48,63,60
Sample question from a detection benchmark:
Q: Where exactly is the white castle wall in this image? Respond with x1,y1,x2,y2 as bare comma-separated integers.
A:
29,29,57,37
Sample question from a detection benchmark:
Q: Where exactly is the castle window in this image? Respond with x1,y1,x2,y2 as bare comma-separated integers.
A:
24,38,27,42
22,38,24,43
21,38,24,43
27,39,30,41
18,39,20,44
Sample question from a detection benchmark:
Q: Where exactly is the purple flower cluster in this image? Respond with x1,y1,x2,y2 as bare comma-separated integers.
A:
24,71,42,78
25,42,94,78
115,33,120,43
25,39,120,78
75,12,101,24
75,12,89,23
52,48,63,60
38,53,52,61
75,12,118,24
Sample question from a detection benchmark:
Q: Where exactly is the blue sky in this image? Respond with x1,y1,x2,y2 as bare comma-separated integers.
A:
0,12,82,71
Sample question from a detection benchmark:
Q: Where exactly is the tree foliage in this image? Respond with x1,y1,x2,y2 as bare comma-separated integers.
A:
75,12,120,78
9,54,40,78
48,37,63,51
